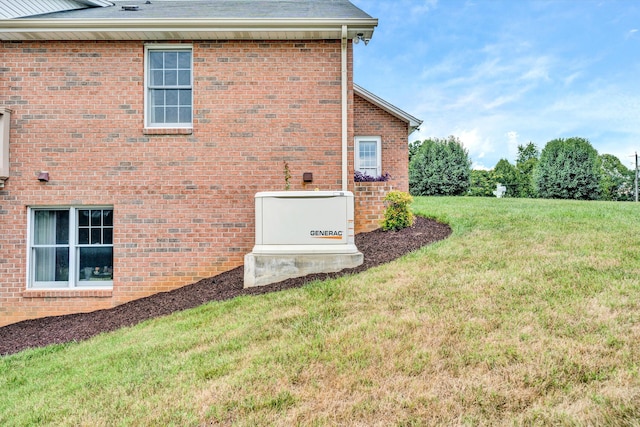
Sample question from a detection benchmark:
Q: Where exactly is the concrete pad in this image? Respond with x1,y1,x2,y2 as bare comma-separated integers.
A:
244,251,364,288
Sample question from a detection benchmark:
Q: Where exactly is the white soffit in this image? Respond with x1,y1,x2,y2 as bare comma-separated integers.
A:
0,18,376,41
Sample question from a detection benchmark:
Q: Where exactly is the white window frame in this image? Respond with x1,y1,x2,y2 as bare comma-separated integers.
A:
144,44,193,129
354,136,382,178
27,206,114,290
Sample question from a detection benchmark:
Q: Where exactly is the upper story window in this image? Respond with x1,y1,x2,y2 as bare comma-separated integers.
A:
145,45,193,128
28,207,113,289
355,136,382,178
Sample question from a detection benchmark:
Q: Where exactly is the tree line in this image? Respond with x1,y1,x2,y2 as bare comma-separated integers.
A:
409,136,636,201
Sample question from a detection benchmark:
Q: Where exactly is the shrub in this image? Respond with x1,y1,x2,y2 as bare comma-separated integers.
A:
381,190,414,231
468,169,498,197
534,137,601,200
600,153,635,201
354,171,391,182
493,159,519,197
409,136,471,196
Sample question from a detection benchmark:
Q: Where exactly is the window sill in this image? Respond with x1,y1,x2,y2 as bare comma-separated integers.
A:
22,289,113,299
143,127,193,135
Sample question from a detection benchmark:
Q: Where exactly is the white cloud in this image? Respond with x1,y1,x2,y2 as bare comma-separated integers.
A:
353,0,640,170
506,131,519,159
410,0,438,15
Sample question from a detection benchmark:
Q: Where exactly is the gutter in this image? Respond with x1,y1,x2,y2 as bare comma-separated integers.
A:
0,18,378,41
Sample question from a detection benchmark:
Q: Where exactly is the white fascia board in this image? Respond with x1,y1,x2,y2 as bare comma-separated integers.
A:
354,83,422,133
0,18,377,41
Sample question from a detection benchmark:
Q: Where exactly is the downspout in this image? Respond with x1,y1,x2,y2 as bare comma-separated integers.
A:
0,108,11,189
341,25,348,191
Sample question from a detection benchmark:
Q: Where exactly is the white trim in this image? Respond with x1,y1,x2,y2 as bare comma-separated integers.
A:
27,206,114,290
0,18,377,42
354,136,382,177
144,43,193,129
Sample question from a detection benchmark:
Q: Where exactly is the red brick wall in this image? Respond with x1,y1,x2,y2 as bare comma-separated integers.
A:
353,94,410,192
354,182,394,233
352,94,410,233
0,39,354,326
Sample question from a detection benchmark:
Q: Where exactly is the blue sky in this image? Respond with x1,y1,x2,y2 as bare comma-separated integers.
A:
351,0,640,170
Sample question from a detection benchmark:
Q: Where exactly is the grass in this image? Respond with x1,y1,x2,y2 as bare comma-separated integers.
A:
2,197,640,426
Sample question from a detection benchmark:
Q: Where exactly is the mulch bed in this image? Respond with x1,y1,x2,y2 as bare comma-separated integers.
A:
0,216,451,356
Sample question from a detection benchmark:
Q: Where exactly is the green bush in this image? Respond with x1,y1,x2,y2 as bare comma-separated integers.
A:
381,190,414,231
534,137,601,200
468,169,498,197
409,136,471,196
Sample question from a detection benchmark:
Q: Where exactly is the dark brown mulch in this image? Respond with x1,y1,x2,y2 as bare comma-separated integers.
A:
0,217,451,356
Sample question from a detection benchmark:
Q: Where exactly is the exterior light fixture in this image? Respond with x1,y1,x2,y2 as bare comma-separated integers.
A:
353,33,370,46
303,172,313,183
37,171,49,182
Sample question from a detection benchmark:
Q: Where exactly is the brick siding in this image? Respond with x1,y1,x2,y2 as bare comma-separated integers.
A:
0,39,361,326
352,93,410,233
0,39,410,326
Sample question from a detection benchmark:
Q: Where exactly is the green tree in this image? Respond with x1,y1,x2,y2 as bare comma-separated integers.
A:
600,154,634,201
409,136,471,196
408,140,422,163
493,158,519,197
468,169,497,197
515,142,539,198
534,137,601,200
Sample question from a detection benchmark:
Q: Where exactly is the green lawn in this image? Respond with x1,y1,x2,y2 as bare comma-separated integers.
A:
2,197,639,426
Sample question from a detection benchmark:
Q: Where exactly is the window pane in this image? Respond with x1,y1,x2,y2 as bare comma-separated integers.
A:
78,247,113,282
361,167,377,177
34,210,69,245
151,70,164,86
78,228,89,244
179,90,191,105
178,70,190,86
34,247,69,282
164,52,177,68
359,141,377,168
91,229,102,245
103,210,113,226
166,89,178,106
151,89,164,107
179,107,191,123
55,211,69,244
103,228,113,245
154,107,165,123
150,51,163,69
166,107,178,123
91,210,102,226
78,209,90,226
164,70,177,86
178,51,191,68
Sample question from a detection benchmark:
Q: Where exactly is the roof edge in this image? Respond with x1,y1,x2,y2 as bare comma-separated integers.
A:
354,83,422,133
0,17,378,41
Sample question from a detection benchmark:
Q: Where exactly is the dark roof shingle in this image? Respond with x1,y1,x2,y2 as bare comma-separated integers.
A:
30,0,373,20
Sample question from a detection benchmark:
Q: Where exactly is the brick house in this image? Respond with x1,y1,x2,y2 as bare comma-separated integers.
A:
0,0,421,326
